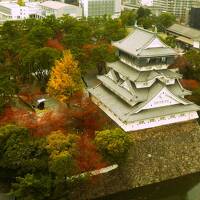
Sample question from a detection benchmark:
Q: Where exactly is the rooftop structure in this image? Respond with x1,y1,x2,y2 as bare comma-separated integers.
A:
89,26,200,132
40,1,82,18
167,23,200,49
0,1,41,22
0,0,81,23
79,0,121,18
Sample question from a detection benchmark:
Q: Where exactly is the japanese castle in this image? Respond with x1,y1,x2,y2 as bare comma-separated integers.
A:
88,26,200,132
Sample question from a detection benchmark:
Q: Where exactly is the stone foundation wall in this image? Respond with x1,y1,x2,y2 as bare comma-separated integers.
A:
69,120,200,200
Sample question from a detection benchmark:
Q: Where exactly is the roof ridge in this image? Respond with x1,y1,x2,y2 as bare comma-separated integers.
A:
113,26,155,46
136,35,155,54
173,23,200,32
135,26,156,35
126,82,164,115
112,29,135,45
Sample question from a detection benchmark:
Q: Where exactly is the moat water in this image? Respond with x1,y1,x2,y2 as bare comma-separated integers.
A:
97,172,200,200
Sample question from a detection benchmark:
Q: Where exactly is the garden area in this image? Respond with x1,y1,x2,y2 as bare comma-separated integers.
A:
0,7,199,199
0,14,133,200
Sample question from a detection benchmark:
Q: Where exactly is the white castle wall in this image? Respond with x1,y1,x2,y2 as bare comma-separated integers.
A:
119,57,168,71
91,96,199,132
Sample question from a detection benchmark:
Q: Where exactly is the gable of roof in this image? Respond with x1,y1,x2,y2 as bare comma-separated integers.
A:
97,75,148,105
130,85,191,114
144,38,166,49
113,26,176,57
167,23,200,40
88,84,200,123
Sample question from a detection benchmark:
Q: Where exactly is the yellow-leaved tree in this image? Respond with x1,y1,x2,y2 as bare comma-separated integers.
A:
47,50,82,103
17,0,25,6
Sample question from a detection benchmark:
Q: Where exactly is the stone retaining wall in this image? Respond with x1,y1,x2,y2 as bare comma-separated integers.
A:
69,120,200,200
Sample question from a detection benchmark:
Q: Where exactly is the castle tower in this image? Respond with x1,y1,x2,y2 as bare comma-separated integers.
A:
88,27,200,132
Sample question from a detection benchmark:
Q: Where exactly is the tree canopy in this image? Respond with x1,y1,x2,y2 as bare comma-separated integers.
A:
95,128,132,164
47,50,82,103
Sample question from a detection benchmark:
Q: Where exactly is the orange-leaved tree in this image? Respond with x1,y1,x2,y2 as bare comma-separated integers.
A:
47,50,82,103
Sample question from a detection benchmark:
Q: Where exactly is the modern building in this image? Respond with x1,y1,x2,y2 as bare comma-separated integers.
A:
189,7,200,30
89,26,200,132
0,2,41,21
0,0,82,23
167,23,200,49
40,1,81,18
123,0,141,6
79,0,121,18
152,0,200,20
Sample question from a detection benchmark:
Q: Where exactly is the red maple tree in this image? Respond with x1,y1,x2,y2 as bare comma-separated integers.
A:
181,79,200,90
76,134,107,172
46,38,64,51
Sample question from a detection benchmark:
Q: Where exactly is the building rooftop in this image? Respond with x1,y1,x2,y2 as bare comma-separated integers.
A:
107,61,182,83
167,23,200,40
89,26,199,132
0,2,20,9
88,81,199,122
113,26,177,58
40,1,77,10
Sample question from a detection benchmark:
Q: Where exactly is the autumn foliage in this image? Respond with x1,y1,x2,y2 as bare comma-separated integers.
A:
0,106,68,136
69,95,109,136
46,38,64,51
169,56,189,69
76,134,107,172
180,79,200,90
47,50,82,103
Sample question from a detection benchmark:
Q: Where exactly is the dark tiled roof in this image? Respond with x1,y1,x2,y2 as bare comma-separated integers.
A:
113,27,176,57
167,23,200,40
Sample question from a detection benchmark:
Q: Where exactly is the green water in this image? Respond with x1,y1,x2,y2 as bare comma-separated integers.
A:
97,172,200,200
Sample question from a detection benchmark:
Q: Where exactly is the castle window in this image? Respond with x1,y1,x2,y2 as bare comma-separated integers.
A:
161,57,166,63
150,118,155,122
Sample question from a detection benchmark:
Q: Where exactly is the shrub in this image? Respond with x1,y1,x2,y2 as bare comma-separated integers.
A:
95,128,132,164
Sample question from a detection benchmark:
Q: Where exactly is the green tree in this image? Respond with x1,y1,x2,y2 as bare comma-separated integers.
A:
28,25,54,47
139,17,155,29
136,7,155,29
103,18,127,41
46,131,80,179
136,7,151,19
156,12,176,32
0,125,48,175
62,19,92,48
22,18,42,32
0,71,18,111
0,124,22,145
164,35,176,48
184,50,200,81
22,47,61,88
0,125,81,200
120,10,137,26
11,174,52,200
42,15,62,36
90,43,116,74
95,128,132,164
60,15,77,34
